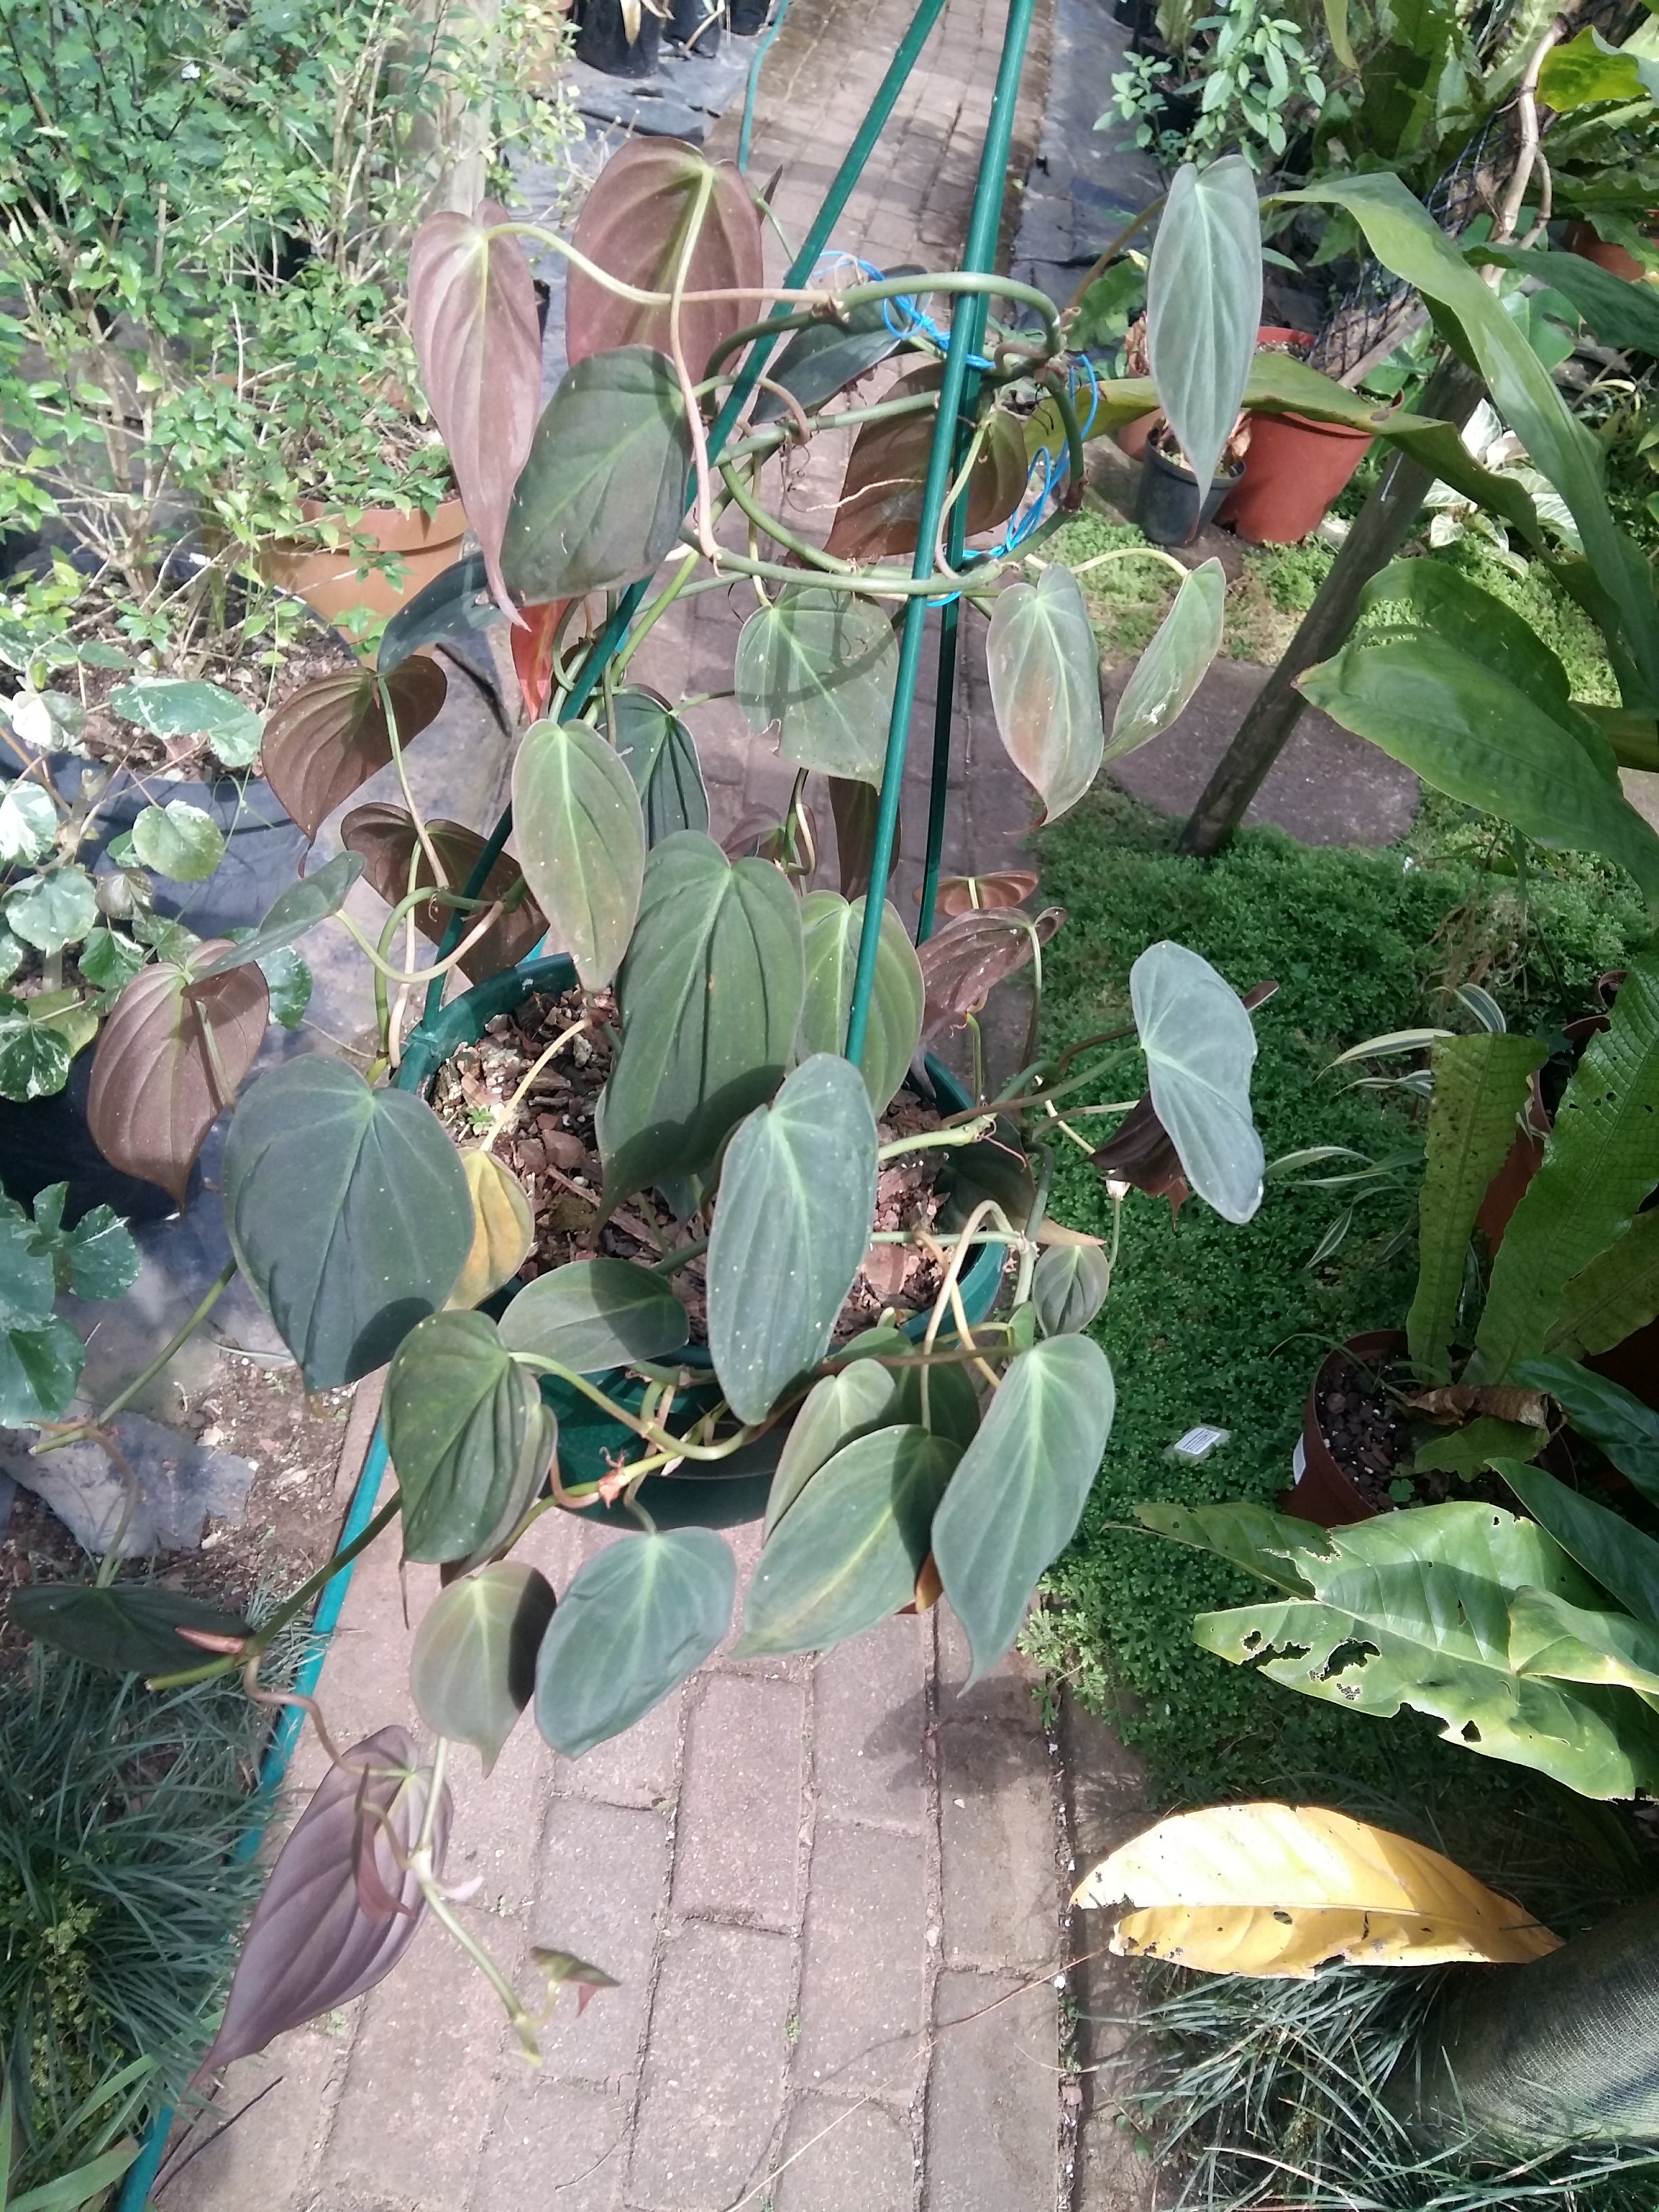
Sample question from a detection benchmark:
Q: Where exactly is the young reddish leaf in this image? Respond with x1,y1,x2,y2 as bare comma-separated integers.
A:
512,600,573,720
87,947,268,1204
565,138,764,386
531,1947,619,2018
341,803,547,980
409,200,544,615
825,369,1028,560
194,1728,451,2082
262,662,448,840
928,871,1040,918
827,775,897,901
1090,1094,1189,1217
916,906,1065,1043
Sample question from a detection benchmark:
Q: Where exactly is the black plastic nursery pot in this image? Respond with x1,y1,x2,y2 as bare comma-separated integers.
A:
398,951,1008,1528
668,0,722,52
1133,444,1243,546
728,0,771,32
575,0,663,75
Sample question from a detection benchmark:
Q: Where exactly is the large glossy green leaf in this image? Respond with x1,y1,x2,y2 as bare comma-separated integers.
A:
1498,1459,1659,1628
762,1358,899,1534
1536,24,1659,109
385,1310,554,1563
1408,1033,1547,1382
1549,1210,1659,1360
497,1257,689,1373
533,1528,735,1755
1105,558,1225,764
986,565,1104,823
797,890,922,1117
1300,634,1659,899
739,1425,958,1655
500,348,693,603
512,718,646,989
1031,1241,1111,1337
410,1562,557,1771
1195,1500,1659,1799
606,688,709,845
223,1059,474,1388
707,1054,878,1422
261,661,449,840
1508,1585,1659,1698
735,587,897,785
1146,157,1262,493
1513,1358,1659,1508
600,832,805,1204
1479,245,1659,359
1359,558,1579,723
408,200,543,613
1473,957,1659,1377
933,1335,1116,1680
1131,941,1263,1225
7,1584,247,1675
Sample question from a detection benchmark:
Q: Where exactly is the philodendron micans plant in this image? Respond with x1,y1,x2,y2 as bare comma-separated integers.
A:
7,144,1277,2064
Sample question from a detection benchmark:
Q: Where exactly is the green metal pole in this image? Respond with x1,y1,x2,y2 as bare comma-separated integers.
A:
844,0,1036,1060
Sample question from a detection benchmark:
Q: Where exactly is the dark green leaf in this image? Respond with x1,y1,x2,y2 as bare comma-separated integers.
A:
1132,940,1263,1224
7,1584,247,1675
739,1424,959,1654
497,1257,689,1373
533,1530,735,1755
386,1311,554,1563
1147,157,1262,491
1031,1242,1111,1336
763,1359,899,1534
1105,558,1225,763
52,1202,139,1302
0,1315,83,1424
512,718,646,989
986,565,1104,822
77,928,145,994
1514,1358,1659,1507
261,662,449,842
224,1058,474,1388
1479,245,1659,358
1497,1458,1659,1628
798,891,923,1117
607,689,709,844
891,1354,983,1447
192,852,365,977
377,553,502,676
410,1562,557,1771
735,587,898,785
752,274,919,418
933,1335,1116,1680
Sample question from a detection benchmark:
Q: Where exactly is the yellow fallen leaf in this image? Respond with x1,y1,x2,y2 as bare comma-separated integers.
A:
1071,1801,1559,1978
447,1150,535,1311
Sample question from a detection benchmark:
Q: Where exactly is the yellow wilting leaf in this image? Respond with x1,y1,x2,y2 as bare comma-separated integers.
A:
1071,1802,1561,1978
447,1151,535,1311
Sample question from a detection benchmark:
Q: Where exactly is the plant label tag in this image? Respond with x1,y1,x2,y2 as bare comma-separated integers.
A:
1166,1423,1229,1463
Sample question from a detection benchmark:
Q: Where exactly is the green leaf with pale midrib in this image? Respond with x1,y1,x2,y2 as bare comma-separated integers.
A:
1146,157,1263,494
797,890,922,1118
735,587,898,786
512,718,646,989
386,1310,554,1564
497,1257,689,1374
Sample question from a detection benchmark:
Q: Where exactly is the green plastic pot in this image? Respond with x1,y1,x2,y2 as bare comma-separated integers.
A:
400,951,1008,1528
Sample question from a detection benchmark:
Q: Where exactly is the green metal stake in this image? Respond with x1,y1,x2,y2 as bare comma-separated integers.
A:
844,0,1038,1062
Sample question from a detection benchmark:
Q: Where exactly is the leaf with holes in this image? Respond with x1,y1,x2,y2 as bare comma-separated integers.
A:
708,1055,878,1422
386,1310,554,1563
534,1530,735,1755
1031,1242,1111,1336
501,349,693,602
87,947,268,1204
449,1151,535,1311
411,1563,556,1771
762,1358,901,1534
740,1424,959,1656
223,1058,474,1388
340,805,546,981
195,1729,450,2077
408,199,543,613
498,1256,690,1372
565,139,764,383
192,852,365,978
798,892,922,1117
512,718,646,987
735,587,897,785
1132,941,1263,1225
7,1583,248,1675
826,369,1028,560
1147,157,1262,491
917,905,1064,1044
600,832,804,1204
1106,559,1225,762
987,566,1105,821
261,662,449,840
604,687,709,846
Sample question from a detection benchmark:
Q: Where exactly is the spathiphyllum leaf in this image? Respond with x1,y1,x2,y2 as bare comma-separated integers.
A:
341,804,546,983
1131,941,1263,1225
797,891,922,1117
735,587,897,785
707,1054,878,1423
986,565,1105,823
1106,560,1225,762
408,199,543,613
386,1310,554,1564
512,718,647,988
933,1335,1116,1679
497,1257,689,1373
261,661,449,840
1147,157,1263,492
606,688,709,845
411,1562,557,1771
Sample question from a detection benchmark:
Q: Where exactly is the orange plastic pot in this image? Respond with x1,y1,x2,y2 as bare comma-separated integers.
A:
1221,411,1374,544
1115,412,1156,459
1566,220,1652,282
260,497,469,632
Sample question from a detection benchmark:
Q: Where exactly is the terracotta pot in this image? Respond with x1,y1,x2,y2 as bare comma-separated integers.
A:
1221,410,1376,544
1567,220,1652,282
260,496,469,632
1281,1328,1404,1525
1115,412,1156,459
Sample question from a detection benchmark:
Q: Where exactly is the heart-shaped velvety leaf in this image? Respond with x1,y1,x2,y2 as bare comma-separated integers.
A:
987,566,1104,823
534,1528,735,1756
798,891,923,1117
600,832,805,1204
223,1058,474,1388
512,598,573,722
825,368,1028,560
1131,940,1263,1225
891,1353,983,1448
1147,157,1263,493
340,804,547,983
7,1583,249,1675
1031,1241,1111,1337
408,199,543,613
512,719,647,988
1090,1093,1190,1216
411,1562,557,1772
605,688,710,846
192,851,365,978
752,271,922,419
195,1728,450,2081
87,947,269,1204
262,661,449,840
933,1334,1116,1680
385,1309,554,1563
930,872,1039,918
708,1055,878,1422
497,1257,689,1374
740,1423,959,1655
448,1151,535,1311
763,1357,900,1534
564,138,764,384
501,348,693,604
1106,558,1226,762
377,552,503,676
917,905,1065,1044
735,587,898,785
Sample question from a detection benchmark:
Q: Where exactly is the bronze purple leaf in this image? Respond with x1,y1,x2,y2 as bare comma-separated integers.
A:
341,802,546,981
262,661,448,842
916,905,1065,1042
